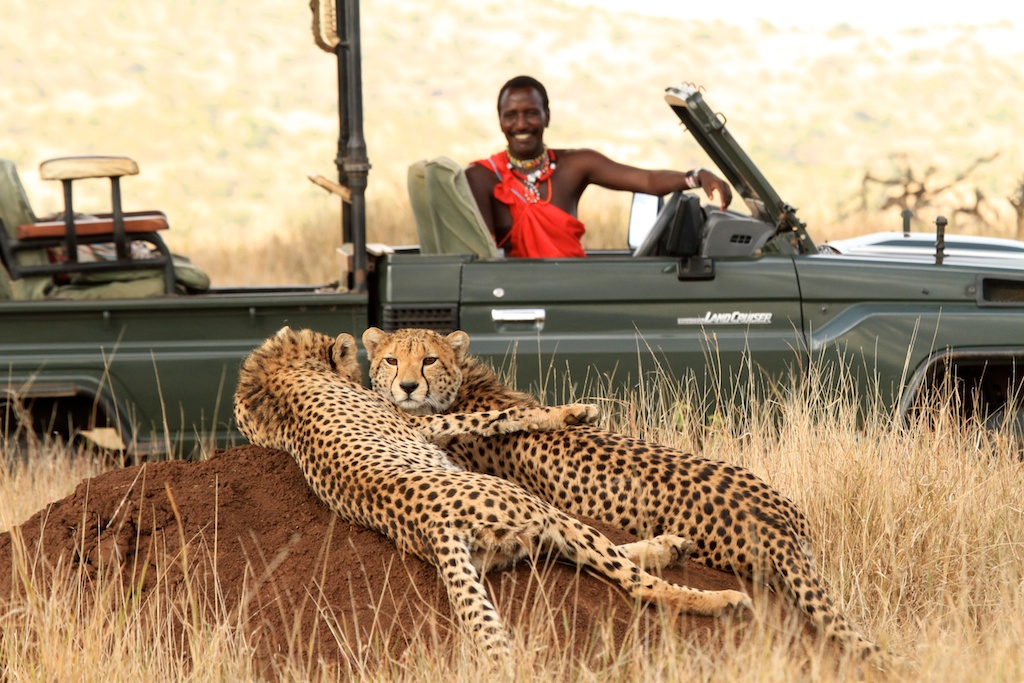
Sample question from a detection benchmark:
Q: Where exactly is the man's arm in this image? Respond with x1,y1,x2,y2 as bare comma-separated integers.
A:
574,149,733,209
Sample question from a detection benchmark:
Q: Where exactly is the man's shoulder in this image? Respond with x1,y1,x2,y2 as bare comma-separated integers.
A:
468,153,501,171
553,147,609,165
465,161,498,192
466,161,496,177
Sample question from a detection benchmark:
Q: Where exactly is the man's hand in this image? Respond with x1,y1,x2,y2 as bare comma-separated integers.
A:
696,169,733,210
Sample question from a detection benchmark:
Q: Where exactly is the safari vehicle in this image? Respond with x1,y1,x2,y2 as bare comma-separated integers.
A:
2,1,1023,457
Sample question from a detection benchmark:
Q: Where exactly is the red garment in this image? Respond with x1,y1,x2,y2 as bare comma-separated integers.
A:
473,151,586,258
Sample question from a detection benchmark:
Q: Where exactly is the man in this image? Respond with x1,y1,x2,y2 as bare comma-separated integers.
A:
465,75,733,258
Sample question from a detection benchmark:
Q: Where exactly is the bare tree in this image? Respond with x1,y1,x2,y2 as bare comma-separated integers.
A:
952,188,994,230
844,152,1001,230
1009,174,1024,241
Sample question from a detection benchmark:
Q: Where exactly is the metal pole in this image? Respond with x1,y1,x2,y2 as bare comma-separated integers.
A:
61,179,79,263
336,0,369,292
935,216,947,265
334,0,350,245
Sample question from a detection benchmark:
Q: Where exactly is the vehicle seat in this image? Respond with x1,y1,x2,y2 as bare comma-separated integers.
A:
664,194,706,257
408,157,499,259
0,156,209,299
633,191,706,258
0,159,52,300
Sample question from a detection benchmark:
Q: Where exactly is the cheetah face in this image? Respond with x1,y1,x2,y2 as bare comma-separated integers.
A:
362,327,468,416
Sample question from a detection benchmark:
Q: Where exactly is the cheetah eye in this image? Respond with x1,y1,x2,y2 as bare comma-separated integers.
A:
384,357,398,366
422,357,438,366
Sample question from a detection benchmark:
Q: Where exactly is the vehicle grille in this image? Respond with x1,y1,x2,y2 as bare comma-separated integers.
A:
981,278,1024,305
380,305,459,333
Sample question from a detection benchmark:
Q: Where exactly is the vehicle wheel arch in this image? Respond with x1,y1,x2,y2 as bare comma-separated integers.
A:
1,381,132,450
899,347,1024,433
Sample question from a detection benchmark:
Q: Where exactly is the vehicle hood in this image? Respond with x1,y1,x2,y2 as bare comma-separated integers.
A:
821,231,1024,265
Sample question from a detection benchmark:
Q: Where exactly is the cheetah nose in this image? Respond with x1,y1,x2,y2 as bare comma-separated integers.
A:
399,381,419,396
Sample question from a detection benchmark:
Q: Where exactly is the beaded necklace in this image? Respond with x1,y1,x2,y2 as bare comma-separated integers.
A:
506,146,556,203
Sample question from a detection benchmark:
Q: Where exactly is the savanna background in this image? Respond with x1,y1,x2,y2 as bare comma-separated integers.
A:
2,0,1022,285
3,2,1024,681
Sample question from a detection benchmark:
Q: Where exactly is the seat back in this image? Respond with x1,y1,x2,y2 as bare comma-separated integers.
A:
663,194,706,257
408,157,499,259
0,159,52,299
407,159,440,253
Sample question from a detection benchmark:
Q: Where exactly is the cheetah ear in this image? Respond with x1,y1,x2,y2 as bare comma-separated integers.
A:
275,325,293,338
445,330,470,362
333,333,358,366
361,327,387,360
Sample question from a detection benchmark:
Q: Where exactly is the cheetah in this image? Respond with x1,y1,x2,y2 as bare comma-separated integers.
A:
362,326,889,666
233,326,751,659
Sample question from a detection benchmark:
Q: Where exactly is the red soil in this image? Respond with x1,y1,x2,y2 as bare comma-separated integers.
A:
0,445,788,676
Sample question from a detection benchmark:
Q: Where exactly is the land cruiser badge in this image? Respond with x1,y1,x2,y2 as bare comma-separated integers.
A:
677,311,773,326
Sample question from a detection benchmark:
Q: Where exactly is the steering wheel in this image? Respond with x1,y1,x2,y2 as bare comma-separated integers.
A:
632,191,683,257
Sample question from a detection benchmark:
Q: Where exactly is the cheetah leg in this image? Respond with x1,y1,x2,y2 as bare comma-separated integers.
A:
430,535,513,659
406,403,599,441
617,534,693,570
545,516,751,616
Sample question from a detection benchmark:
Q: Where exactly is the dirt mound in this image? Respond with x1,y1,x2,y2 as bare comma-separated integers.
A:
0,445,779,674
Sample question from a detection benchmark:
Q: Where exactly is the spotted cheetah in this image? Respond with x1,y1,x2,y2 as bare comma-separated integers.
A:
362,326,888,666
233,326,751,658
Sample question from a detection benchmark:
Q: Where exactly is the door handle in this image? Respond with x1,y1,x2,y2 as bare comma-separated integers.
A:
491,308,546,331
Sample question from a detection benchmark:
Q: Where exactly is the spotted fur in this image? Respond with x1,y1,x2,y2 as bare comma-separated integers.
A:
233,326,751,658
363,326,888,666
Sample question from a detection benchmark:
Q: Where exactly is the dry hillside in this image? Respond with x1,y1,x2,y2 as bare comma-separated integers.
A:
2,1,1021,283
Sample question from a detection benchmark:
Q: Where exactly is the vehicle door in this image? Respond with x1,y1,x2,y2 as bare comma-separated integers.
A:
457,254,807,404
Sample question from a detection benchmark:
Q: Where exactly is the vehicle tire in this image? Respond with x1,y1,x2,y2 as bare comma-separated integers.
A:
983,403,1024,452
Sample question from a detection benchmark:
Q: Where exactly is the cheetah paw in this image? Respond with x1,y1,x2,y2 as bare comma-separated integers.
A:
514,404,601,432
658,534,693,566
562,403,600,425
620,534,694,569
717,590,753,616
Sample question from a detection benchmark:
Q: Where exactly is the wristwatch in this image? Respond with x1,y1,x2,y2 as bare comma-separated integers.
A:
684,168,703,189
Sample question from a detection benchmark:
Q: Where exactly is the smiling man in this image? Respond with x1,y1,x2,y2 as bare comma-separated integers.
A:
465,75,733,258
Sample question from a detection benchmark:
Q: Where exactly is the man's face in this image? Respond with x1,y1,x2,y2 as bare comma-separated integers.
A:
498,87,549,160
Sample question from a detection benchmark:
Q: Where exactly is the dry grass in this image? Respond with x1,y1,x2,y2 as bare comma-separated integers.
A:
3,360,1024,681
4,4,1023,677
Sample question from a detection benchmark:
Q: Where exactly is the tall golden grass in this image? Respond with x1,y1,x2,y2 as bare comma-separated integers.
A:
3,358,1023,681
176,188,633,286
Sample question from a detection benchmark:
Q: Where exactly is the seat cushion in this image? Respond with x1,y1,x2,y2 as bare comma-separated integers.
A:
17,212,169,239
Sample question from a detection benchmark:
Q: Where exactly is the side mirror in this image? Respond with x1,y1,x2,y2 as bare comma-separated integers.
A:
628,193,663,250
